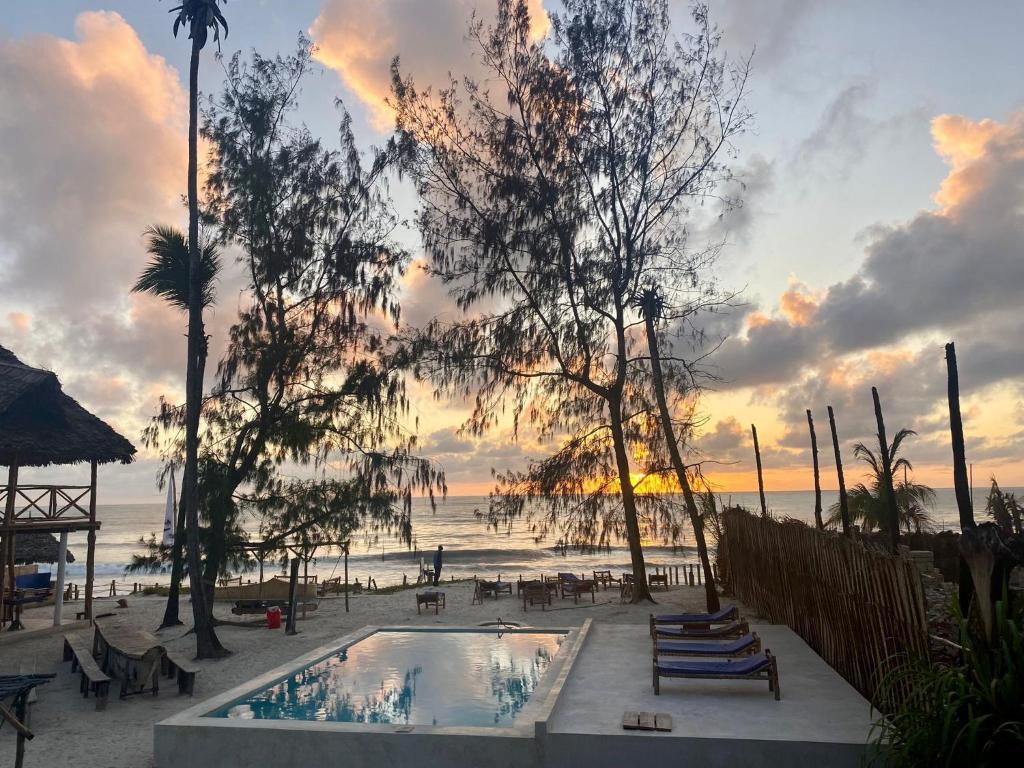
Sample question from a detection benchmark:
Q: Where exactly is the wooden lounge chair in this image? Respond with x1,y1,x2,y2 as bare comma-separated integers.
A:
650,605,739,636
558,573,596,603
654,632,761,658
653,650,780,700
521,580,551,611
653,619,750,640
416,590,445,614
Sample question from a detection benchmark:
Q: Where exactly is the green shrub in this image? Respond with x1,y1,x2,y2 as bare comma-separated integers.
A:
870,589,1024,766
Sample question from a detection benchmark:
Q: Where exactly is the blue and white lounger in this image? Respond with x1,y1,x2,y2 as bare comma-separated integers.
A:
653,650,780,700
655,632,761,658
651,604,738,625
653,619,749,639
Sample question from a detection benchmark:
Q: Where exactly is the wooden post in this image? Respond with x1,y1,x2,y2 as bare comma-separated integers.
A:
343,544,349,614
85,461,97,621
53,530,68,627
872,388,900,553
827,406,852,537
285,557,300,636
0,459,18,627
752,424,768,518
807,410,823,530
945,342,975,615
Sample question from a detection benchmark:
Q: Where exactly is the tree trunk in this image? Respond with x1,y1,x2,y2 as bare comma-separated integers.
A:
945,342,975,615
871,387,900,554
751,424,768,518
806,410,823,530
607,396,653,603
827,406,851,537
159,479,186,629
642,307,719,611
183,39,227,658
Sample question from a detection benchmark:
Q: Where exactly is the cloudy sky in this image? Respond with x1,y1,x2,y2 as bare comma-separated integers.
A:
1,1,1021,502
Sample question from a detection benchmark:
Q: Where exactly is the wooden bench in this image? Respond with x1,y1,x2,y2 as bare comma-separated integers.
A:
416,591,445,614
62,633,111,710
160,650,200,696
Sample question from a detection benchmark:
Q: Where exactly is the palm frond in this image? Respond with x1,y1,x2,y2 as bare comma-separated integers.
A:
133,224,221,311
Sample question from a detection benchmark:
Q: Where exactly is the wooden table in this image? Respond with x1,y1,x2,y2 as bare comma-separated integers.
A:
93,619,165,698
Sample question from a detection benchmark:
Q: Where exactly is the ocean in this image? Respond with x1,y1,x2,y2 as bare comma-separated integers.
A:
55,488,1015,588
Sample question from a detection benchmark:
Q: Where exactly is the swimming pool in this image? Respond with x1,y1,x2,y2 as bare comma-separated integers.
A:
156,624,590,768
209,629,567,727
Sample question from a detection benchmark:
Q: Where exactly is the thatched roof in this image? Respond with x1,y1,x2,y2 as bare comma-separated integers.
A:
0,346,136,467
13,532,76,565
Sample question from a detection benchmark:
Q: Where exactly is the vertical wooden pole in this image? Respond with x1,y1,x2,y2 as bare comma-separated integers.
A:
945,342,975,615
285,557,300,636
1,460,18,627
53,530,68,626
752,425,768,518
85,461,97,621
827,406,852,537
871,388,900,553
807,410,823,530
344,544,349,614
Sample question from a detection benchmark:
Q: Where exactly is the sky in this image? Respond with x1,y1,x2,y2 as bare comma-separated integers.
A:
1,1,1022,503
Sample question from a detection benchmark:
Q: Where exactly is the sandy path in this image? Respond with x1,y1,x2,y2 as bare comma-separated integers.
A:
1,582,733,768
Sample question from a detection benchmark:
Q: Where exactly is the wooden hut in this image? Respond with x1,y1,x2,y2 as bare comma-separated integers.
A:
0,346,135,627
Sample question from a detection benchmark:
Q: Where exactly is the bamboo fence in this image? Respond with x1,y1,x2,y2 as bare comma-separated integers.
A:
720,508,929,702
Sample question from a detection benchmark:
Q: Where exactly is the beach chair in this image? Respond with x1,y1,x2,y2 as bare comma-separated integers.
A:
592,570,620,590
558,572,596,603
654,632,761,658
653,619,750,640
521,580,551,611
653,650,780,700
649,605,739,636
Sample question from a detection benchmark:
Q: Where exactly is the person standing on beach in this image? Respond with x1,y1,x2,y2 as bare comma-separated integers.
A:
433,545,444,586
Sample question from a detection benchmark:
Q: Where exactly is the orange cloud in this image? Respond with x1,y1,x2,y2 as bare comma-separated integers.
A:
311,0,550,130
778,281,819,326
931,113,1024,211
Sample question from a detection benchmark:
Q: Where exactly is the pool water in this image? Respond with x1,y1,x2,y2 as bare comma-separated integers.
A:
209,630,567,727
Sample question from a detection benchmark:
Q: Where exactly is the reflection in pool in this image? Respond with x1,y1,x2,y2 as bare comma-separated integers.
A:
210,630,566,727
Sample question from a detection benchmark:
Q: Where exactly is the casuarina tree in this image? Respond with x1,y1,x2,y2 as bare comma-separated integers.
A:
391,0,749,601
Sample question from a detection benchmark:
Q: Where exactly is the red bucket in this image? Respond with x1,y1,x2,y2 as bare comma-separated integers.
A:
266,605,282,629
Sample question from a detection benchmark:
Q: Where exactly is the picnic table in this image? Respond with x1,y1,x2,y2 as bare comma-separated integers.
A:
93,619,165,698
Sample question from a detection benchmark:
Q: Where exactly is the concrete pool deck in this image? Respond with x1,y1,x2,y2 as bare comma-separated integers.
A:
543,623,874,767
154,619,874,768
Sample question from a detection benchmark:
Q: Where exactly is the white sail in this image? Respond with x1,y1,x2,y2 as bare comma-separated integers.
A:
161,466,177,547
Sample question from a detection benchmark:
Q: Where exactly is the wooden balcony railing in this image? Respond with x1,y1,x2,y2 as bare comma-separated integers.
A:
0,485,92,521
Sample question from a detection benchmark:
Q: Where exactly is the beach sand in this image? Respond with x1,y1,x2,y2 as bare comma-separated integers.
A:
0,581,735,768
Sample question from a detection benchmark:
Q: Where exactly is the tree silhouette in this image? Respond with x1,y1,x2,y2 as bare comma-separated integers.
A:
132,224,220,628
391,0,749,602
167,0,229,657
827,428,935,534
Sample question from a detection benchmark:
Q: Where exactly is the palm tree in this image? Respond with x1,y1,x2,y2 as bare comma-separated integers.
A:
132,224,220,629
168,0,229,659
638,288,719,612
133,225,221,311
827,428,936,534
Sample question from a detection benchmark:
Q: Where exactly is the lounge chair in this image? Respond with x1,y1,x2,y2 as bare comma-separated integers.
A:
649,605,739,636
654,632,761,658
651,604,738,625
653,619,749,639
558,573,596,603
653,650,780,700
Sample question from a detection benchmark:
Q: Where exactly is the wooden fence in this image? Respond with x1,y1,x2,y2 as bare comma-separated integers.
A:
720,508,929,702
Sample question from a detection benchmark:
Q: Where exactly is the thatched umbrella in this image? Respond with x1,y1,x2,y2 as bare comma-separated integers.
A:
13,532,75,565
